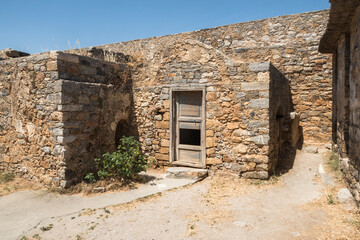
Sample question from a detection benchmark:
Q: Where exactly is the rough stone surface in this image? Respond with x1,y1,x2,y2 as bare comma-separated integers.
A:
248,62,271,72
304,146,319,154
320,1,360,206
0,10,333,186
166,167,208,180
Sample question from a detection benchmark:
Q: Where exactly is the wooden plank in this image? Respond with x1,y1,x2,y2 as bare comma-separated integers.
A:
178,144,202,151
179,122,201,130
179,149,201,164
179,91,202,117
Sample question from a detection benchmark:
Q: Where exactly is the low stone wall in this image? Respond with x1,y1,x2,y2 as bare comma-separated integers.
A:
0,51,132,186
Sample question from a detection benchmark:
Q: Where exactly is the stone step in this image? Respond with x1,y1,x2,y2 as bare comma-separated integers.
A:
166,167,208,181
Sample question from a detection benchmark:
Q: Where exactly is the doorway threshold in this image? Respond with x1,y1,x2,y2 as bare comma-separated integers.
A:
166,167,208,181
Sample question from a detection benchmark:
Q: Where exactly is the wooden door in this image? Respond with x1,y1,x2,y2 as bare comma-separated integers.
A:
173,91,205,167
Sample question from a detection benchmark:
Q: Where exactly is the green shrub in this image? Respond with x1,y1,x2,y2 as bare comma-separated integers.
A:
84,172,96,183
85,136,148,182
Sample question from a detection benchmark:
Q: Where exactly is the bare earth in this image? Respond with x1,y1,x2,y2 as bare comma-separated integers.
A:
19,149,360,239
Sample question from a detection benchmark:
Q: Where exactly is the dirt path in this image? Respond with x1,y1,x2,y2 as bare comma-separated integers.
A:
20,149,360,239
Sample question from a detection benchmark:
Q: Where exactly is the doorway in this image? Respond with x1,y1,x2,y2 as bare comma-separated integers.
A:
170,89,206,168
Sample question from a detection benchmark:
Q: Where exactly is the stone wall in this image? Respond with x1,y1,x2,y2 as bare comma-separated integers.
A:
0,51,132,186
69,10,332,143
130,61,293,179
320,1,360,205
1,9,333,186
0,52,64,185
347,4,360,204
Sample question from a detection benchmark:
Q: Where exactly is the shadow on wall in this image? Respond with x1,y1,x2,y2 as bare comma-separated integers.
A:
269,64,304,175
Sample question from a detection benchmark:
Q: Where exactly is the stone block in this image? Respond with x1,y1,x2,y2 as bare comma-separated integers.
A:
206,148,215,156
154,115,163,121
241,82,269,91
163,112,170,121
249,98,269,109
227,122,239,129
56,52,80,64
58,104,83,112
247,135,269,145
257,72,269,82
46,93,62,104
242,171,268,179
206,92,217,101
234,144,248,154
207,157,222,165
166,167,208,180
245,155,269,163
161,139,170,147
206,130,214,137
231,163,247,172
46,61,57,71
155,153,168,161
248,62,270,72
304,146,318,154
159,148,169,154
155,121,169,129
206,138,216,148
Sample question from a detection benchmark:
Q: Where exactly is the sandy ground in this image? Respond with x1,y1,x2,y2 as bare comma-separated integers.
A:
15,149,360,239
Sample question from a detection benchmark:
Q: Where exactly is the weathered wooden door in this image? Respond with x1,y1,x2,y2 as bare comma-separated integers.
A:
171,90,205,167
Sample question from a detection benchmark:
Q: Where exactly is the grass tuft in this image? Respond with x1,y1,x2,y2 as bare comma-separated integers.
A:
327,151,339,171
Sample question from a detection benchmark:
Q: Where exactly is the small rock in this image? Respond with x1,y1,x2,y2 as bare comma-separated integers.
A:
92,187,105,193
337,188,354,204
324,143,332,150
337,188,357,211
304,146,318,154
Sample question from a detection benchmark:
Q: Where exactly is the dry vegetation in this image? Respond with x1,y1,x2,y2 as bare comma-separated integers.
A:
299,151,360,239
0,171,44,196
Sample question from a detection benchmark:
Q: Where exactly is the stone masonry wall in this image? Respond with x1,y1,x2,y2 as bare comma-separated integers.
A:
69,10,332,143
132,60,291,179
269,65,297,173
345,5,360,204
0,51,132,186
0,52,64,185
335,34,351,157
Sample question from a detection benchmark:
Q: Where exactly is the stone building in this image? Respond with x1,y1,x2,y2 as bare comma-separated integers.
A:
319,0,360,205
0,10,332,187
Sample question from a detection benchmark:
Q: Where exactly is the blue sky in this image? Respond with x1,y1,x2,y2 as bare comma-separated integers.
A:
0,0,330,54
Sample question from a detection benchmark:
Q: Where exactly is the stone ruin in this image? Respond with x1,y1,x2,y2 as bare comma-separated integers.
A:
0,10,332,187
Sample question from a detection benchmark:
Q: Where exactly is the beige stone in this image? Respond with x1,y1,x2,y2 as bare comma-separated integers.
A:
227,122,238,129
159,148,169,154
155,121,169,129
155,153,168,161
206,130,214,137
206,92,217,101
207,157,222,165
257,72,269,82
206,138,216,148
234,143,248,154
46,61,58,71
161,139,170,147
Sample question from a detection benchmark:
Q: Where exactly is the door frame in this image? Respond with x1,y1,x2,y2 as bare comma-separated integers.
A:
169,86,206,168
